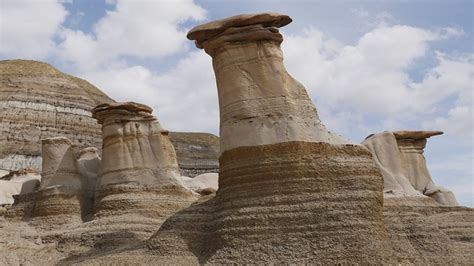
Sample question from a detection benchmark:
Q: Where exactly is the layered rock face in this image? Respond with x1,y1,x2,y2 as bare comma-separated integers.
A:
363,131,472,264
91,102,196,222
0,60,114,172
168,132,219,177
147,13,394,264
363,130,459,206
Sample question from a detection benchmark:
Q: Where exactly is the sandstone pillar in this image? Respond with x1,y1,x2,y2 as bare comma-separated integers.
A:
394,131,459,206
148,13,394,264
33,137,83,225
191,14,348,154
362,131,421,197
91,102,195,220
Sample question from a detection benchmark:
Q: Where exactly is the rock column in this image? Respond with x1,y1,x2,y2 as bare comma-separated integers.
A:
33,137,83,225
394,131,459,206
92,102,195,221
148,13,395,264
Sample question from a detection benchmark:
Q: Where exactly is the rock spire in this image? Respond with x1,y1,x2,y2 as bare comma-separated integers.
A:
147,13,394,264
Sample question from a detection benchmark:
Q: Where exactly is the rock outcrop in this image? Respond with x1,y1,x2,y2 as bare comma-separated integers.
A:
32,137,84,225
0,60,114,172
146,13,395,264
169,132,219,177
0,60,216,177
363,130,459,206
0,13,472,266
179,172,218,195
80,102,197,242
0,169,40,206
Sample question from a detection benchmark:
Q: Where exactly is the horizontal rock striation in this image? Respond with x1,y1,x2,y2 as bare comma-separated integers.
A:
148,142,394,264
32,137,83,226
87,102,197,242
383,197,474,264
146,12,395,264
169,132,219,177
0,60,113,172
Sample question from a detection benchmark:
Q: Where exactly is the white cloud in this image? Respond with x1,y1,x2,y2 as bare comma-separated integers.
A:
56,0,206,71
0,0,68,58
351,8,369,18
424,105,473,142
282,24,473,139
81,51,218,134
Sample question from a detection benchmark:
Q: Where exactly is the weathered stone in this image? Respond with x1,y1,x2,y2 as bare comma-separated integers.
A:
0,60,114,172
190,14,348,155
0,169,40,206
32,137,83,226
90,102,196,234
362,131,422,197
169,132,219,177
76,147,101,219
146,12,394,264
179,172,218,195
363,131,459,206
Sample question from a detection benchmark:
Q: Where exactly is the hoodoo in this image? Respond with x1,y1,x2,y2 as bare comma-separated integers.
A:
91,102,196,223
147,13,395,264
32,137,83,225
363,130,459,206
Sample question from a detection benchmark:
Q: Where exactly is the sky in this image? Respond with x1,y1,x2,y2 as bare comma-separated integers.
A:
0,0,472,206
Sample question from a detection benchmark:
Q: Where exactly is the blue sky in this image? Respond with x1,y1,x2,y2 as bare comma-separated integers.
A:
0,0,472,206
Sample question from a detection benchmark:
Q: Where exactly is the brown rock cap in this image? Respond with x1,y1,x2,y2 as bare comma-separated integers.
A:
393,130,443,139
92,102,155,123
187,12,292,44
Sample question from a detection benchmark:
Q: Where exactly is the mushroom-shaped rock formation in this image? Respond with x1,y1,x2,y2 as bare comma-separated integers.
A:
91,102,196,229
0,60,114,172
189,13,348,155
363,131,458,206
146,13,395,264
32,137,84,225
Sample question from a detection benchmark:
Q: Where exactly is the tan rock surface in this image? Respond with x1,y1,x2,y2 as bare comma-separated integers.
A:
0,169,40,206
180,172,218,195
142,12,395,264
83,102,197,242
362,131,422,197
31,137,84,226
363,131,459,206
0,13,472,266
169,132,219,177
190,13,348,155
0,60,114,172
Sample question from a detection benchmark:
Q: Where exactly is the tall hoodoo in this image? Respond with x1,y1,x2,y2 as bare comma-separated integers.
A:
188,13,348,154
91,102,195,221
148,13,394,264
